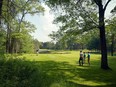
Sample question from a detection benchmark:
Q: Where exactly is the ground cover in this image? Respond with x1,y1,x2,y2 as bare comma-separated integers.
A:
0,51,116,87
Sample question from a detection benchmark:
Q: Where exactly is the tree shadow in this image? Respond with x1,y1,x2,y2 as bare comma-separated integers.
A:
1,53,116,87
31,60,116,87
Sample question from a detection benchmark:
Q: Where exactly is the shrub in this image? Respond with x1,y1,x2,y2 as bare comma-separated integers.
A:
0,58,37,87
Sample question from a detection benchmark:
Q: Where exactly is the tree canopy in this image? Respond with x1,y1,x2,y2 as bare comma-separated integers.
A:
0,0,44,53
46,0,116,69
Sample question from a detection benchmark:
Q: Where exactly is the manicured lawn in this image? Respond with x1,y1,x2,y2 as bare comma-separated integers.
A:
0,51,116,87
20,51,116,87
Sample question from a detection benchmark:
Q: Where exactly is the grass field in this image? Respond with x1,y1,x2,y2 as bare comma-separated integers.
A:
1,51,116,87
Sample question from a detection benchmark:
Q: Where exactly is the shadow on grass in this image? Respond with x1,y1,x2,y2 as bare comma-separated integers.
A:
31,60,116,87
0,54,116,87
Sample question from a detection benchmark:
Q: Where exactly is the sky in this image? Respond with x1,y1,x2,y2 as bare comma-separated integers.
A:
25,3,58,42
25,1,116,42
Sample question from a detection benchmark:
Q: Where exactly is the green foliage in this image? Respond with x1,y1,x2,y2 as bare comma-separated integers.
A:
0,28,6,53
20,34,34,53
1,0,44,53
40,42,55,49
87,37,100,50
105,17,116,55
47,0,100,51
84,30,100,50
48,0,116,55
0,57,37,87
33,39,41,52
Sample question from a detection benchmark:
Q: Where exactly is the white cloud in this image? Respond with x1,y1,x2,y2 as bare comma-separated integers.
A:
26,3,58,42
41,3,58,33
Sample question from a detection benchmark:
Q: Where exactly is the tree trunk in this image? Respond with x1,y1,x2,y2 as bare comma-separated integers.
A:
111,34,114,56
11,38,15,53
0,0,3,16
6,0,13,54
0,0,3,24
98,2,110,70
6,25,11,53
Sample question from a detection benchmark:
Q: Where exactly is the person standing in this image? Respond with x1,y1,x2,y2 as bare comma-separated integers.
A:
87,52,90,65
83,52,86,64
36,49,39,56
79,51,83,66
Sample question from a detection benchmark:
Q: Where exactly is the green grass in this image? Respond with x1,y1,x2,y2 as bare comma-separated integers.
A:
1,51,116,87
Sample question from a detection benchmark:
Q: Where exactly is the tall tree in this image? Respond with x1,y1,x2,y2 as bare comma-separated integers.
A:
93,0,111,69
0,0,3,22
1,0,44,53
46,0,115,69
